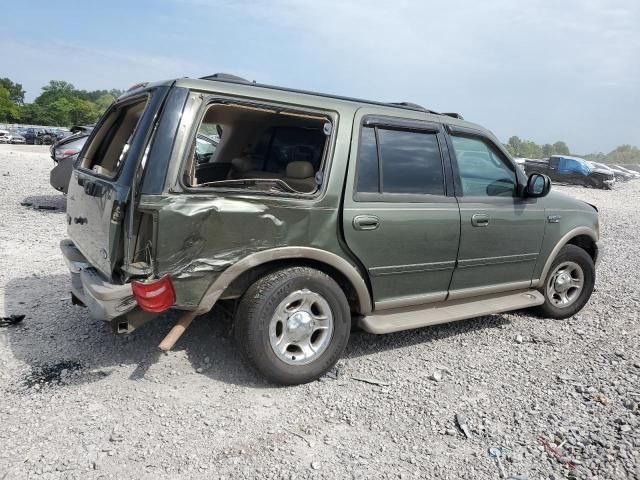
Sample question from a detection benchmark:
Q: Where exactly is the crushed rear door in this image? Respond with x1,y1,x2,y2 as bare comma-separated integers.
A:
66,87,169,278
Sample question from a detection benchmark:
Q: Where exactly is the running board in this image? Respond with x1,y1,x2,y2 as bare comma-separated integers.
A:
359,290,544,334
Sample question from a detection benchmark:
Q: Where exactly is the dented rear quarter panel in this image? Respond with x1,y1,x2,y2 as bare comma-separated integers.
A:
138,194,348,308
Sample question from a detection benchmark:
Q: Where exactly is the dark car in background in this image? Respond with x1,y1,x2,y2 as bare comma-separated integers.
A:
24,128,56,145
49,125,95,193
524,155,615,189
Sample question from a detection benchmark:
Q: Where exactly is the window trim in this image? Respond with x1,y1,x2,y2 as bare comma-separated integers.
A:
353,116,449,203
177,96,338,200
445,125,525,199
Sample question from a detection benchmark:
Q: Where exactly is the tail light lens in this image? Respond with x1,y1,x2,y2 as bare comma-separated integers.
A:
56,148,80,160
132,275,176,312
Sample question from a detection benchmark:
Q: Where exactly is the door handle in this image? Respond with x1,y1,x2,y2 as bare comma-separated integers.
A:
471,213,490,227
353,215,380,231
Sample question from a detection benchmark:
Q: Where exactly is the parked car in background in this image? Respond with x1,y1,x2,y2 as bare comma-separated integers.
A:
5,131,26,144
49,125,95,193
59,75,601,384
0,130,9,143
614,165,640,179
24,128,56,145
608,165,633,181
588,162,625,182
524,155,614,189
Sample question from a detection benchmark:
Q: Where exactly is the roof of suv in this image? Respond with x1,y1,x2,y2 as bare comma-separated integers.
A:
128,76,490,136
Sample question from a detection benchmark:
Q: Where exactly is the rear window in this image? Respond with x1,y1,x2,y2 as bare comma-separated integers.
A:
79,96,149,178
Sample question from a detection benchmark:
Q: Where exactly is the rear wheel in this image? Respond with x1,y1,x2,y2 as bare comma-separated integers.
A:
534,244,595,319
234,267,351,385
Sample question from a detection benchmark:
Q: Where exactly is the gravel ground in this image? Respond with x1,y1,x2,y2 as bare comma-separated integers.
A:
0,144,638,480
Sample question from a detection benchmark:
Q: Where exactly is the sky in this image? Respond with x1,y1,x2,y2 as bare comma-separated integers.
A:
2,0,639,153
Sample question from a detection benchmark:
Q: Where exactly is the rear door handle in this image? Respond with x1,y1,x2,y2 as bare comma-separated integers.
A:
471,213,490,227
353,215,380,231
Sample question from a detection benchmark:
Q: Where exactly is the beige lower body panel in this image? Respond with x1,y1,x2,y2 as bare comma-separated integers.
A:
359,290,544,334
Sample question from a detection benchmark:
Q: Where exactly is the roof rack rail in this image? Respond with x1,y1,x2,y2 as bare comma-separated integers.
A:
388,101,435,113
190,77,457,118
442,112,464,120
200,73,252,83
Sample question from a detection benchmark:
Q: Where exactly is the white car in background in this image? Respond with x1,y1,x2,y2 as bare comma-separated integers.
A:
614,165,640,179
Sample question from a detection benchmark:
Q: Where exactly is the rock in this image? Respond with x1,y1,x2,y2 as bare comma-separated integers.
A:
430,370,443,382
515,334,524,344
620,425,632,433
311,461,321,470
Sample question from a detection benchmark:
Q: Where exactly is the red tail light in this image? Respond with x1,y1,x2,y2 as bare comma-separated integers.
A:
132,275,176,312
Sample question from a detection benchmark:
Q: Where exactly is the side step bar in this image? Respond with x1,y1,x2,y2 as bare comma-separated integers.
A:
358,290,544,334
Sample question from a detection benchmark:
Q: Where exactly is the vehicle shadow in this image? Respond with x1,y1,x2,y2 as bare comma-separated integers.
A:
3,273,522,390
20,194,66,213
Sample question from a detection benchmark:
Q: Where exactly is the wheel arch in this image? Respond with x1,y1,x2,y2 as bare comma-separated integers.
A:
535,227,598,288
196,247,373,315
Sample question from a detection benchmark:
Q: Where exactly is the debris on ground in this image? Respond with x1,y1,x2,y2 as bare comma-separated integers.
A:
455,413,472,438
21,360,83,389
351,376,390,387
488,447,507,478
0,314,25,327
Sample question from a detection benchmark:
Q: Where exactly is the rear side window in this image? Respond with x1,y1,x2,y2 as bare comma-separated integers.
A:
80,96,149,177
356,126,445,197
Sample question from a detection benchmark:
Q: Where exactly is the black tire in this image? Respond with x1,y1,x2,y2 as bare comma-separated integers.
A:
534,244,595,319
234,266,351,385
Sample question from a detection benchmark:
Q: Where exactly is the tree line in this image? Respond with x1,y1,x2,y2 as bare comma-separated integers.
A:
0,77,123,127
504,135,640,165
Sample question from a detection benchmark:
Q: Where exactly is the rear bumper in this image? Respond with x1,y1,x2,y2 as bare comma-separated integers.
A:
60,239,137,321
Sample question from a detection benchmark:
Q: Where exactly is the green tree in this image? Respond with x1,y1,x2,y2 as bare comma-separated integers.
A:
552,141,570,155
0,78,26,104
542,144,554,157
0,86,22,122
507,136,523,156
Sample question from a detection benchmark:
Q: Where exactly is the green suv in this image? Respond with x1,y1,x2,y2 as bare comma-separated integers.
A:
60,75,600,384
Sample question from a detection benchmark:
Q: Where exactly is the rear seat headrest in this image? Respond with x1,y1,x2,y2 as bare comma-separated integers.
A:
286,161,314,179
231,156,260,173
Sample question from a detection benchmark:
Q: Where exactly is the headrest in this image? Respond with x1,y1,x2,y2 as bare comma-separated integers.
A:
231,156,259,173
286,161,314,179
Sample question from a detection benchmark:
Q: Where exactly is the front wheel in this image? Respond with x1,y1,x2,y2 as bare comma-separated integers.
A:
234,267,351,385
534,244,595,319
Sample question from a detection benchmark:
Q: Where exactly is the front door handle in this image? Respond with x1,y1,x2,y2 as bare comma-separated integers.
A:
353,215,380,231
471,213,490,227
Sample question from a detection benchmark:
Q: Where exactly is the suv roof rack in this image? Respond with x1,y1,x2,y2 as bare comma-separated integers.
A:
388,102,433,113
196,75,464,118
199,73,253,83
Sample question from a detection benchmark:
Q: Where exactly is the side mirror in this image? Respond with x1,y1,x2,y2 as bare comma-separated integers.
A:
525,173,551,197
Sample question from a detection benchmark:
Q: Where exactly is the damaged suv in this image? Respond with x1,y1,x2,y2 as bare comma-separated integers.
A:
61,75,601,384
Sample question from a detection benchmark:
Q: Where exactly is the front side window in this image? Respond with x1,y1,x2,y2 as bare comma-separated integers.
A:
355,125,445,197
451,135,516,197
